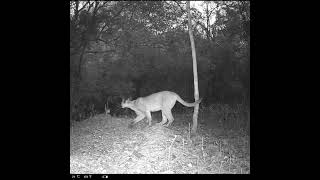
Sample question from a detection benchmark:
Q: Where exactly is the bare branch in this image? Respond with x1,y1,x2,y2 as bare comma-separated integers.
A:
96,1,110,12
78,1,90,13
87,1,95,12
95,38,108,44
196,21,212,41
112,35,121,42
97,3,126,39
128,10,134,22
112,3,126,19
98,23,109,36
85,50,116,54
174,1,187,13
75,1,79,16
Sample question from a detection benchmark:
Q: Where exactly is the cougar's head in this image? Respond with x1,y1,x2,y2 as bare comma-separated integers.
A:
121,98,132,108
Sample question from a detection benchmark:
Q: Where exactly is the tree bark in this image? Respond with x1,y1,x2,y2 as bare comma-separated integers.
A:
77,44,85,81
187,2,200,135
70,40,87,120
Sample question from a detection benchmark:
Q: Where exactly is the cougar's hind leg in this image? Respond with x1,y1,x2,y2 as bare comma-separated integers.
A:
163,109,174,127
157,111,168,126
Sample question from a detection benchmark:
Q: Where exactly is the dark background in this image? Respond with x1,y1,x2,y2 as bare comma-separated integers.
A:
69,1,250,121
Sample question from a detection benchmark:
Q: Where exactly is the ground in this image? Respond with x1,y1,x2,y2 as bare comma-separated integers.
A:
70,112,250,174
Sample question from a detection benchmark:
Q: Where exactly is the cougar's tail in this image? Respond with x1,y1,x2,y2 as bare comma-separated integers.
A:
176,95,202,107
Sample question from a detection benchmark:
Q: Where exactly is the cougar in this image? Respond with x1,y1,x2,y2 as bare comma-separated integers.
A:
121,91,202,128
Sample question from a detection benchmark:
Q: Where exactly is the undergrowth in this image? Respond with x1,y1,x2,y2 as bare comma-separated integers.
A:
70,103,250,174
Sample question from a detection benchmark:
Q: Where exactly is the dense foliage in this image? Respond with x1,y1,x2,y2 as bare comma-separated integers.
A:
70,1,250,121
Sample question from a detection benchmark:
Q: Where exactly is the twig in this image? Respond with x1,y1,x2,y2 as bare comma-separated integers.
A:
182,138,184,150
201,136,205,161
105,104,107,116
105,103,110,116
168,135,177,170
228,157,231,173
188,123,191,140
197,156,199,174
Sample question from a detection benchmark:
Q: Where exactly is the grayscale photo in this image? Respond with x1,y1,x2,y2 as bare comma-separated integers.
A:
70,1,250,174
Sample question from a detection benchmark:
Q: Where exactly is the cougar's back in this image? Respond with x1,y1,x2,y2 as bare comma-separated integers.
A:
139,91,178,112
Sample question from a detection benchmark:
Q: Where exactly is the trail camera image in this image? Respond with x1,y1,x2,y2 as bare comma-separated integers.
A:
70,1,250,174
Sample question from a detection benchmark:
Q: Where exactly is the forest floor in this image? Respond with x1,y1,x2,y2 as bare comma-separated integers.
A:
70,111,250,174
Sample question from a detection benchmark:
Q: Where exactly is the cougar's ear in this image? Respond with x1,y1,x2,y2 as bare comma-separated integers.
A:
121,98,126,108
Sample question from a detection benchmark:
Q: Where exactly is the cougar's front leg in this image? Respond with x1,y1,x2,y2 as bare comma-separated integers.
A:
145,111,152,126
129,111,145,128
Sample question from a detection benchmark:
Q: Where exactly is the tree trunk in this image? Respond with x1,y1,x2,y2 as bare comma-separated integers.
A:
70,41,88,121
78,41,88,81
187,2,200,135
